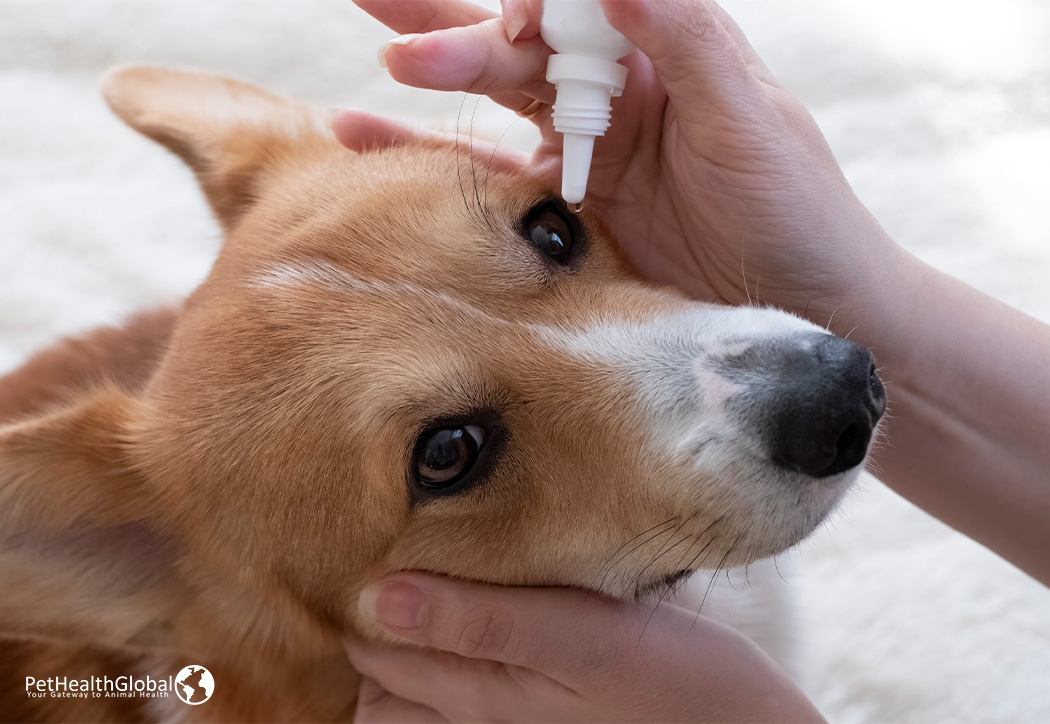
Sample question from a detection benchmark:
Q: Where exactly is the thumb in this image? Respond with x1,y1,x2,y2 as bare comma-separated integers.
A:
355,572,624,676
601,0,778,114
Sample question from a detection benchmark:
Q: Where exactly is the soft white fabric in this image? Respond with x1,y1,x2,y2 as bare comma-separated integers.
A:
1,1,1047,720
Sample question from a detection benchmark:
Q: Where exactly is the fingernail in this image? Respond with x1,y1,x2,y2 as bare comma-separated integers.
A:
501,0,528,42
377,34,419,69
358,582,429,632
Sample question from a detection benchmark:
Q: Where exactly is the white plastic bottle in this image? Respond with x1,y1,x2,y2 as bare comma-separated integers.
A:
540,0,635,205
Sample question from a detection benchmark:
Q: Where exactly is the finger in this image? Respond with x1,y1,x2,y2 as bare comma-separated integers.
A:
331,109,533,174
353,0,495,34
332,109,426,152
355,573,628,678
354,677,449,724
345,639,572,723
490,92,555,125
381,19,555,106
500,0,543,42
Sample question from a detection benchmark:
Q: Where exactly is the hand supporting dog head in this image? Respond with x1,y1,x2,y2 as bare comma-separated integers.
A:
0,68,885,675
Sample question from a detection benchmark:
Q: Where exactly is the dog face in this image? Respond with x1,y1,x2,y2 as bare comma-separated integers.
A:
0,68,884,670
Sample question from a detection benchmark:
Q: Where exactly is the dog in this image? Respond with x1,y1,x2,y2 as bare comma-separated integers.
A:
0,66,885,721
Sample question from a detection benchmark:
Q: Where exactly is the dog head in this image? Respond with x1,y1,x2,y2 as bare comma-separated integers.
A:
0,68,884,670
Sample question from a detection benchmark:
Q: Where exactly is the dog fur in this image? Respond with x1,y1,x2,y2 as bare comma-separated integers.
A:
0,67,879,721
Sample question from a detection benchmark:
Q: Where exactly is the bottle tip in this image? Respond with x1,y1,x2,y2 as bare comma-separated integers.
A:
561,187,586,205
560,132,596,205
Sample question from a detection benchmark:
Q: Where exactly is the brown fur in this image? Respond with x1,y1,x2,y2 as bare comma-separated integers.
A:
0,308,177,426
1,67,833,721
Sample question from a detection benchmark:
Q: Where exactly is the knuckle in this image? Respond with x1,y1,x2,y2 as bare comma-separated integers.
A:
681,7,730,60
646,1,728,81
454,604,515,659
684,0,719,40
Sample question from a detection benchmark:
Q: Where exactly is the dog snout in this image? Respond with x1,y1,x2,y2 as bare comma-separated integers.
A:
766,333,886,478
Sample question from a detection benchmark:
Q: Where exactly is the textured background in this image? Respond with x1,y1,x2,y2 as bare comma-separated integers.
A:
1,1,1048,720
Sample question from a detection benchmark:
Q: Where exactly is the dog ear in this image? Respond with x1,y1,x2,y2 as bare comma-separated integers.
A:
100,65,335,231
0,387,183,651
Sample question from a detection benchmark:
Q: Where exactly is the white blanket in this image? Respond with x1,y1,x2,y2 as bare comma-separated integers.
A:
1,1,1048,720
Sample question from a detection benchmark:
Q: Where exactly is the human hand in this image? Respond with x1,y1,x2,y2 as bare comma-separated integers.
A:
346,572,824,723
337,0,910,333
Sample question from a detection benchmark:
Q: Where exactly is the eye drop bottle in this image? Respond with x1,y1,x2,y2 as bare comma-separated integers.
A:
540,0,635,205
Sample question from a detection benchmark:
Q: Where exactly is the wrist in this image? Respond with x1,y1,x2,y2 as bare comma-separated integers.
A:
829,228,926,359
778,199,917,352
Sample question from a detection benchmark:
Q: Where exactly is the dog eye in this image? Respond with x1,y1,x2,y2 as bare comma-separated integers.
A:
415,425,485,489
524,205,574,264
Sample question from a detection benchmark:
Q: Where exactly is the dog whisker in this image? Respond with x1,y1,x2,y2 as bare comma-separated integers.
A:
625,524,696,597
484,122,515,210
633,513,730,641
458,72,507,230
594,517,678,586
454,91,472,217
468,92,486,218
724,566,739,594
636,557,703,644
740,245,752,306
637,523,732,642
593,517,679,591
772,553,787,584
825,305,843,332
473,71,509,213
689,534,742,632
616,523,682,597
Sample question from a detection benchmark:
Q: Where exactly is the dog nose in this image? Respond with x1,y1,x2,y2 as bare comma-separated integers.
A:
768,333,886,478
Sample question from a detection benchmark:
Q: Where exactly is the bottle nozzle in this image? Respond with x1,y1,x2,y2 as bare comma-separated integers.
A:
545,54,629,205
559,132,596,205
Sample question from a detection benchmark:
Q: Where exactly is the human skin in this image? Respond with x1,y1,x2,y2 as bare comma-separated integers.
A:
347,573,824,723
335,0,1050,720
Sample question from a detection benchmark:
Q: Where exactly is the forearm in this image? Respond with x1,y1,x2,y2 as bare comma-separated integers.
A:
841,236,1050,585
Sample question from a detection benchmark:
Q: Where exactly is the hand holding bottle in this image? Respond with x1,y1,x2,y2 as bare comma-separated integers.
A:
340,0,905,337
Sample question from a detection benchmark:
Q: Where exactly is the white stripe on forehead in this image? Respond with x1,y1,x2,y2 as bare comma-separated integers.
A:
248,259,817,355
252,259,765,339
248,259,507,325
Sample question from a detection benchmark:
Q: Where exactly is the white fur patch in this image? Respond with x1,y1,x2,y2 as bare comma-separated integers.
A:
249,259,508,325
532,308,820,462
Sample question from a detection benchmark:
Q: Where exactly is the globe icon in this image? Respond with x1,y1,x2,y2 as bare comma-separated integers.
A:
175,665,215,705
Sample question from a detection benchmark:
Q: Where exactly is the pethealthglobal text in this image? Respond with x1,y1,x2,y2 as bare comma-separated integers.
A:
26,675,177,699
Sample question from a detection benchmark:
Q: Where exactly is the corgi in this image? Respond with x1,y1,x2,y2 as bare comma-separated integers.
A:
0,66,885,722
